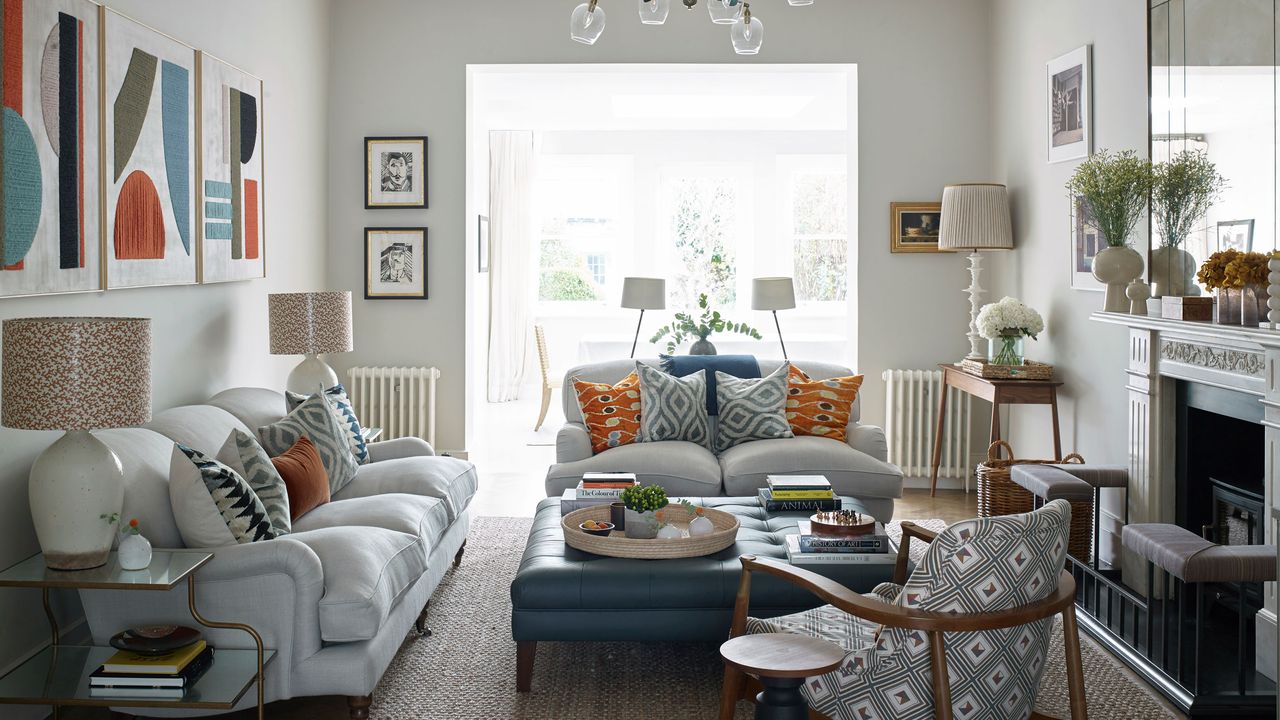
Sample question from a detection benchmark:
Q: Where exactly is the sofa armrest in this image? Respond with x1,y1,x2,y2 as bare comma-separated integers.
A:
557,423,593,463
847,423,889,463
366,436,436,462
79,538,327,701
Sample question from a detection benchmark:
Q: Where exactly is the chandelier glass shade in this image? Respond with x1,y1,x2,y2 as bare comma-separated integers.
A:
639,0,671,24
570,0,608,45
708,0,742,24
569,0,811,52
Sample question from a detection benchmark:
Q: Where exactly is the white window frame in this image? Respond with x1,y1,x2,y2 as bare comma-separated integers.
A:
776,154,851,318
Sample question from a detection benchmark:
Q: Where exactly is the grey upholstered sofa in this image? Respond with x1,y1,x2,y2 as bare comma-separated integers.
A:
80,387,477,718
546,359,903,521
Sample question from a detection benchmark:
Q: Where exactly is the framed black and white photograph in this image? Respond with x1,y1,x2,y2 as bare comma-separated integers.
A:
1047,45,1091,163
889,202,946,253
1070,195,1104,291
365,227,427,299
365,136,427,209
1217,219,1255,252
478,215,490,273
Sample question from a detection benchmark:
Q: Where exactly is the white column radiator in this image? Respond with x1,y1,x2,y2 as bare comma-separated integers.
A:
881,369,973,487
347,366,441,448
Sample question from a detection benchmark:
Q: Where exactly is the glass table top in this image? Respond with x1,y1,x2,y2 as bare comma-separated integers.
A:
0,645,273,709
0,551,212,590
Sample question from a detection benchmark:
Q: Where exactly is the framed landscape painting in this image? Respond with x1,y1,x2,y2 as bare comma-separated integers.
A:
365,136,427,209
365,227,427,299
890,202,945,253
103,9,197,289
1047,45,1091,163
0,0,103,298
198,51,265,283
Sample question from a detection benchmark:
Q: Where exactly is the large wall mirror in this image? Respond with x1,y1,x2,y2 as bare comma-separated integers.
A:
1149,0,1277,294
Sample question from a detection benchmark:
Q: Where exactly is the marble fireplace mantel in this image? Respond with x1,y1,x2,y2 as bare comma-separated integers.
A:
1092,311,1280,680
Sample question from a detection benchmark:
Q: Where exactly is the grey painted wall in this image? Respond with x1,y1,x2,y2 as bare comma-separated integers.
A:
326,0,996,452
0,0,331,703
988,0,1148,556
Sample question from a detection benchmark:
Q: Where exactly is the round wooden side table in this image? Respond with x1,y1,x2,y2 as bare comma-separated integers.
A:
720,632,844,720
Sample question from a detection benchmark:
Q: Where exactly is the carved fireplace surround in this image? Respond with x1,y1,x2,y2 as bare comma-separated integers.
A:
1094,311,1279,680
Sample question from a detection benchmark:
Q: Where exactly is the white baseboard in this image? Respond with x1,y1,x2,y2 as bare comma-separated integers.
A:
1257,609,1277,682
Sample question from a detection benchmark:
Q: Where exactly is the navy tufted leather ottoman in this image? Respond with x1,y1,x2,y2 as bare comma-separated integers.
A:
510,496,899,691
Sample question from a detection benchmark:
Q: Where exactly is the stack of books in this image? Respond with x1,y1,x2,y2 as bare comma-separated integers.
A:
758,475,840,513
560,473,638,514
89,640,213,699
785,521,896,565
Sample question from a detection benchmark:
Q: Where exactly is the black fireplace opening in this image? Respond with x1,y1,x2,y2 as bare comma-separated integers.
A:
1175,380,1265,541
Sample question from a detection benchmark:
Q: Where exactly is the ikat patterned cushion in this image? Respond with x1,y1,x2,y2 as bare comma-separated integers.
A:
169,444,279,548
572,371,642,455
786,365,864,442
285,384,370,465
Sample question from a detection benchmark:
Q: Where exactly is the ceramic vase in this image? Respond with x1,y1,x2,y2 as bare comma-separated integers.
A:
624,508,660,539
1150,245,1199,298
688,339,717,355
988,334,1025,366
1127,280,1152,316
29,430,125,570
1092,245,1146,313
118,533,153,571
1268,258,1280,327
689,515,715,537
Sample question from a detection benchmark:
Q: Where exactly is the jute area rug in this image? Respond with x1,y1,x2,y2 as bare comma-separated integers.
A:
371,517,1177,719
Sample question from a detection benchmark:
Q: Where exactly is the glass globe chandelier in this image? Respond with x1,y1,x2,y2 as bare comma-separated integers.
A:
569,0,814,55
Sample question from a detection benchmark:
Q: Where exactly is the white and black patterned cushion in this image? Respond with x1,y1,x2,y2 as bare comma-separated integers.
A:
284,384,370,465
169,444,279,547
746,500,1072,720
217,429,291,536
637,363,710,448
259,394,359,495
714,364,793,452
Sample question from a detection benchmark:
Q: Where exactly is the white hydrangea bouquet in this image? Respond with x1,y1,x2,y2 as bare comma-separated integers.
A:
976,297,1045,366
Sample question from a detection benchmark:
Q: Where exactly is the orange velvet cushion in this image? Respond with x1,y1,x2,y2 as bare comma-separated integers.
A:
786,365,864,442
271,436,330,521
573,371,642,454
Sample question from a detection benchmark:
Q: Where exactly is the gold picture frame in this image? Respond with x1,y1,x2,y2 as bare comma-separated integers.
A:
890,202,946,253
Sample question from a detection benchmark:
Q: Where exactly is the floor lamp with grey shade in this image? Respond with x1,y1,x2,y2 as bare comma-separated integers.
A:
2,317,152,570
269,291,354,394
938,184,1014,361
622,277,666,358
752,277,796,360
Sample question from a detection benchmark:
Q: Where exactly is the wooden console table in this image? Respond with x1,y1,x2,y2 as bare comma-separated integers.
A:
929,363,1063,496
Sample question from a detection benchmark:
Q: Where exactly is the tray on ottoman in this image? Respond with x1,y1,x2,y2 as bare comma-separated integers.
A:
561,505,740,559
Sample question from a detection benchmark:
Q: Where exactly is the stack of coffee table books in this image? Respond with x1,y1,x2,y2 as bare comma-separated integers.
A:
784,521,897,566
89,640,213,699
559,473,636,514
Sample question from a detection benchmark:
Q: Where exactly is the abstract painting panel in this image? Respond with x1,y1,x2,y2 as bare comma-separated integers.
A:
0,0,102,298
104,9,196,288
199,51,264,283
365,227,426,299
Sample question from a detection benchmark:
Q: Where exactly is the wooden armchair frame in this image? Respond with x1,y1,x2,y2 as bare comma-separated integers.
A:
719,522,1087,720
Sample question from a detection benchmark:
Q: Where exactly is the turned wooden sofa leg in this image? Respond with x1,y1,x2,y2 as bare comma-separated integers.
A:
347,694,372,719
516,641,536,692
414,601,432,638
454,540,467,568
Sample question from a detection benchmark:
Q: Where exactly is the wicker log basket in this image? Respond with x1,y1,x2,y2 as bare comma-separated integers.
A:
976,441,1093,563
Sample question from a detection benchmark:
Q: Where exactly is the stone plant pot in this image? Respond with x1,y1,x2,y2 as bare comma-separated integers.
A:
688,339,718,355
1150,245,1200,298
624,508,660,539
1092,245,1145,313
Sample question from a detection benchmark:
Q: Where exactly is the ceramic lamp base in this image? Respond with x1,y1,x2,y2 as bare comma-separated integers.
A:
286,354,339,395
30,430,125,571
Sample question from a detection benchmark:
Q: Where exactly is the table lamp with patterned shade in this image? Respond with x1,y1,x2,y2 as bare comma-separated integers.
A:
2,317,152,570
621,277,666,358
269,291,353,394
938,183,1014,361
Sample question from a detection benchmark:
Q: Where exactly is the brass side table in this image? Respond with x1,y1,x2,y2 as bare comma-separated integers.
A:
0,550,273,719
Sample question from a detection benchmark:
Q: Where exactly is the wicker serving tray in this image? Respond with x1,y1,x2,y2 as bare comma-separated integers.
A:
959,358,1054,380
561,504,740,559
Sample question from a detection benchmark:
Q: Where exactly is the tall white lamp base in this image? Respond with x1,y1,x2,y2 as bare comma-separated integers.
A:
30,430,125,570
287,354,339,395
962,251,987,361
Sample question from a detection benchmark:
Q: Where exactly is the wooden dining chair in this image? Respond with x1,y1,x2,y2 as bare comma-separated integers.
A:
534,325,562,431
720,500,1088,720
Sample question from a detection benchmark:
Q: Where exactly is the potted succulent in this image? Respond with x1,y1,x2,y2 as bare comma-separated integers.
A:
620,484,669,539
650,293,761,355
976,297,1044,366
1150,150,1226,297
1065,149,1153,313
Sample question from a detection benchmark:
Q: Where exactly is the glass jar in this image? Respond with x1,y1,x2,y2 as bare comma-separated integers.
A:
1242,284,1270,326
988,334,1025,366
1216,287,1243,325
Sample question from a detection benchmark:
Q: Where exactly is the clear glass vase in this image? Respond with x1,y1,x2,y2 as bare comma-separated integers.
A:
1242,284,1269,326
988,334,1025,366
1216,287,1243,325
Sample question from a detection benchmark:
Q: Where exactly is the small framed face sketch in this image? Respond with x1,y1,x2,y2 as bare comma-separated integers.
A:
365,136,427,209
365,227,427,299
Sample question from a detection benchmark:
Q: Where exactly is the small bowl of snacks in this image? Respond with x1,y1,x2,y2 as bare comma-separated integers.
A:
579,520,615,537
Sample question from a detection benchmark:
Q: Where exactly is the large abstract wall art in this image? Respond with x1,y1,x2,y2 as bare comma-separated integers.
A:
103,9,195,289
0,0,102,298
198,52,264,283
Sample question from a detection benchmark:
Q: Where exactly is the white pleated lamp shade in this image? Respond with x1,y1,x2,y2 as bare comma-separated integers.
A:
751,277,796,311
938,184,1014,252
621,277,666,310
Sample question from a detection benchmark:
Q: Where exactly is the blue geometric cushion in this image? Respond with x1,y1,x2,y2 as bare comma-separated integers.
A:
170,444,279,547
260,394,360,495
285,384,370,465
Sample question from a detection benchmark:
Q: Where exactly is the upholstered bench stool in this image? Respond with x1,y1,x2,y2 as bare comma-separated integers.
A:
1122,523,1276,694
1010,464,1094,564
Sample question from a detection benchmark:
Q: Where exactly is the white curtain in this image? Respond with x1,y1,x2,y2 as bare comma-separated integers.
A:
486,131,536,402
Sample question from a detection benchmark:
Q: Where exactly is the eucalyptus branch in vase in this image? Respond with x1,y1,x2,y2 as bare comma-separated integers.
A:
649,293,762,355
1065,149,1152,312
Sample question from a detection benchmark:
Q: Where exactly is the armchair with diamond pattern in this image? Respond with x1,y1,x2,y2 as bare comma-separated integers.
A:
719,500,1087,720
